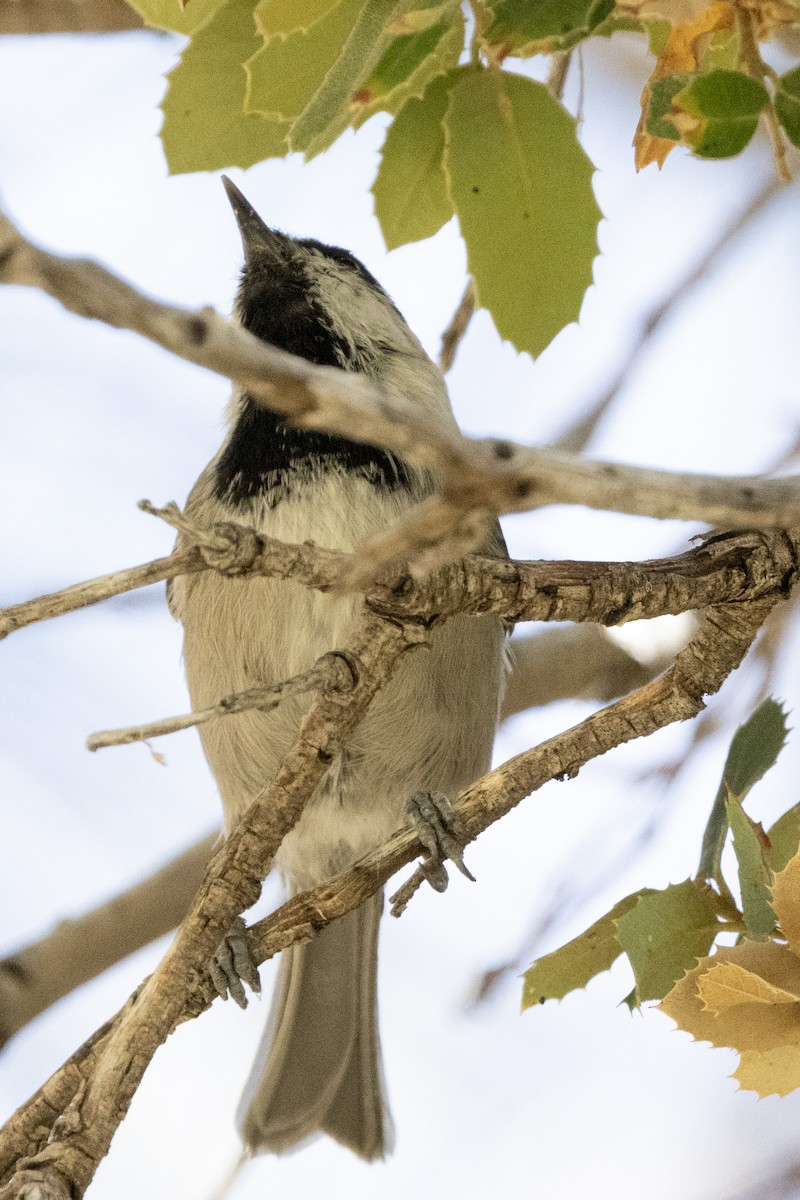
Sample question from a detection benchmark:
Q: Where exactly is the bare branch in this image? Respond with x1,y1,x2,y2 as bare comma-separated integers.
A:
87,654,351,750
500,625,672,719
4,211,800,579
1,582,785,1193
438,281,475,373
0,549,204,641
0,612,423,1196
0,835,216,1048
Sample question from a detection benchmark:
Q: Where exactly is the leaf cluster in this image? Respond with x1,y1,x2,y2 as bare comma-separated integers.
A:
126,0,800,357
521,698,800,1100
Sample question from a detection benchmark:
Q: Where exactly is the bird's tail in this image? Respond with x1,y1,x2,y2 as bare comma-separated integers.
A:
237,889,393,1161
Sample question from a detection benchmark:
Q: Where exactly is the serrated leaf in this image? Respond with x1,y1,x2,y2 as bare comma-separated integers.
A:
727,792,775,937
697,960,800,1014
521,891,649,1009
659,942,800,1052
635,2,735,169
160,0,288,175
351,6,464,130
615,880,720,1004
699,698,789,887
771,849,800,956
484,0,614,55
767,803,800,874
372,70,456,250
255,0,339,35
676,69,768,157
288,0,406,158
245,0,362,121
444,68,600,358
735,1045,800,1097
126,0,223,34
775,65,800,149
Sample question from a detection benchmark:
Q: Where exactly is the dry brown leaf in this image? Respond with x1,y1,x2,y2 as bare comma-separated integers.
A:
634,0,734,169
771,847,800,953
659,943,800,1052
698,960,800,1014
735,1045,800,1097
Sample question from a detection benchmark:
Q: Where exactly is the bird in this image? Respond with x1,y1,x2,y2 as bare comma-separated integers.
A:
167,177,507,1161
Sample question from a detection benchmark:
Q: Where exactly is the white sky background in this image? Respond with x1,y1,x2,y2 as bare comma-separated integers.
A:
1,22,800,1200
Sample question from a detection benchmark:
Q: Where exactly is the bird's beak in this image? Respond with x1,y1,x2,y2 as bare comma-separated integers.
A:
221,175,277,263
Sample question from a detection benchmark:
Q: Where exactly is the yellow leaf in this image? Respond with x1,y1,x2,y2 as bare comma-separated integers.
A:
659,943,800,1052
634,0,733,169
633,124,674,170
735,1045,800,1097
619,0,723,23
697,960,800,1014
656,0,733,71
771,847,800,955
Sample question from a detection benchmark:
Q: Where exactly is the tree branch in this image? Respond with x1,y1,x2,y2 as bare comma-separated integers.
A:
3,510,797,646
86,655,350,751
0,612,423,1197
4,210,800,580
0,835,216,1049
0,582,786,1194
500,625,672,718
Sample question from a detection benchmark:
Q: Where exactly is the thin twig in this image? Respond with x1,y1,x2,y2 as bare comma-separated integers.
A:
0,549,204,640
87,655,351,750
438,281,475,373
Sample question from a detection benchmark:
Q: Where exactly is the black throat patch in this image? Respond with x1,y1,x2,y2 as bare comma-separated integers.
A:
214,259,413,506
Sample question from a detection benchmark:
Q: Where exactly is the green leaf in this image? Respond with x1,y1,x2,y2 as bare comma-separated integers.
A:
699,28,741,73
699,698,790,885
126,0,223,34
289,0,407,158
393,1,455,31
727,792,777,937
444,68,600,358
775,66,800,149
484,0,614,55
372,70,456,250
254,0,340,35
615,881,720,1005
645,73,691,141
767,802,800,874
245,0,363,121
643,15,670,55
722,698,790,801
678,69,768,158
351,6,464,130
521,891,652,1010
160,0,287,175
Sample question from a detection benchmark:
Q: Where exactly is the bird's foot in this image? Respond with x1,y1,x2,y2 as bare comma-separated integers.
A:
202,916,261,1009
390,791,474,917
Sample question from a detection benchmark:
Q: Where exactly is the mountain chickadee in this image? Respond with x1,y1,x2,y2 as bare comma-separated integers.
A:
168,178,506,1160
